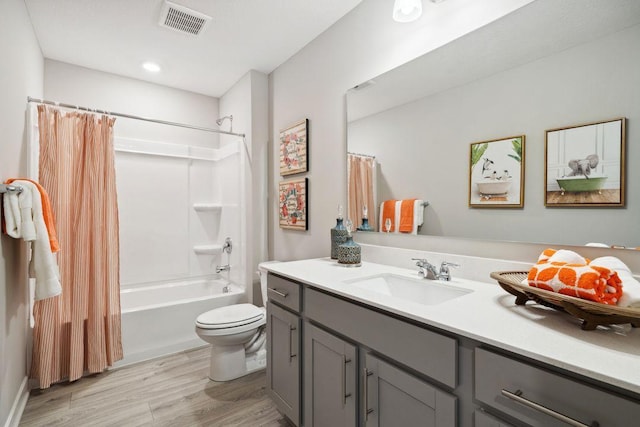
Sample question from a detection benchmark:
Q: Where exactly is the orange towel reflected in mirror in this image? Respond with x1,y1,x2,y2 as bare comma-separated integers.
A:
399,198,417,233
381,200,396,232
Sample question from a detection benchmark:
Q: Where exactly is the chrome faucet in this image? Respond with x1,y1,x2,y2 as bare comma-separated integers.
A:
216,264,230,273
412,258,459,281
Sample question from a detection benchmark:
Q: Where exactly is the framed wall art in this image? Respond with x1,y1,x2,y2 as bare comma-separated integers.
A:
279,119,309,176
279,177,308,230
545,118,626,207
469,135,525,208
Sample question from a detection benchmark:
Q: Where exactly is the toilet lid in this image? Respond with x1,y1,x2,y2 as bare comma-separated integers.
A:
196,303,264,329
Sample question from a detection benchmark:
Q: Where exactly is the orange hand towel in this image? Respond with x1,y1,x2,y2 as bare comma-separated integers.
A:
528,248,622,305
398,199,417,233
5,178,60,253
381,200,397,232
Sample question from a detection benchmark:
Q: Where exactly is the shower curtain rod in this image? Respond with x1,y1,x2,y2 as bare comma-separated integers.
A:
347,151,376,159
27,97,246,138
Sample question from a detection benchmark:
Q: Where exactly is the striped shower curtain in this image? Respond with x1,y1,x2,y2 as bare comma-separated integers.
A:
31,105,122,388
347,153,376,232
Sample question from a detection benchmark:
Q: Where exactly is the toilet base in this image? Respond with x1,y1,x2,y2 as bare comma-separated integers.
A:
208,345,266,382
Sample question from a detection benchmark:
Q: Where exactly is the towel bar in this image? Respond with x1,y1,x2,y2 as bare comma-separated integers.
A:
0,184,23,194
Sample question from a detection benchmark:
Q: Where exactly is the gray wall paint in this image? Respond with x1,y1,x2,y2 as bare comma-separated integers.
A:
269,0,532,261
348,24,640,246
0,0,43,424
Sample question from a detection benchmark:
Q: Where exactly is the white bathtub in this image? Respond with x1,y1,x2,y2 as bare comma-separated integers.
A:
115,278,245,367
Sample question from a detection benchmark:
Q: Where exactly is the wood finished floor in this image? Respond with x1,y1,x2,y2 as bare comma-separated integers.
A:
20,347,288,427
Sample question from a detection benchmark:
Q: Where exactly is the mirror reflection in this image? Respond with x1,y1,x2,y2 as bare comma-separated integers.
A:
346,0,640,248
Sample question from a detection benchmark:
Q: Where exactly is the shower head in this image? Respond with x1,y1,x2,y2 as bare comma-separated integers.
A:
216,115,233,126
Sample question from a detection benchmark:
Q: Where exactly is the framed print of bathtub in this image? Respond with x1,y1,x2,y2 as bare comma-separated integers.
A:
279,119,309,176
279,177,308,230
545,118,626,207
469,135,525,208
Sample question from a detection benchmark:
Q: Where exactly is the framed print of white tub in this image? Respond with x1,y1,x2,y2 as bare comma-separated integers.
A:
469,135,525,208
545,118,626,207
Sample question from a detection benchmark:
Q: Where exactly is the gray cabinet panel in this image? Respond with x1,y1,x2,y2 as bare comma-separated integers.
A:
304,322,357,427
305,287,457,388
474,410,514,427
267,302,300,425
475,347,640,427
365,353,457,427
267,273,301,312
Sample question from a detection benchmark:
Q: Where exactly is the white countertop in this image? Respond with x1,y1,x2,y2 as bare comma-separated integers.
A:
261,258,640,395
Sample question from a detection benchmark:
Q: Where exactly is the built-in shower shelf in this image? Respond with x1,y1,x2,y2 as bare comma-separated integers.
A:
193,203,222,212
193,244,223,255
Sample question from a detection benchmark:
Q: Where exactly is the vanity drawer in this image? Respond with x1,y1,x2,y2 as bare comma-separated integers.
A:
267,274,301,313
305,287,457,388
475,348,640,427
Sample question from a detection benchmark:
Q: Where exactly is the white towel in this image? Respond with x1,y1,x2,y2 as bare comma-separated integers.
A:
13,180,62,301
591,256,640,308
3,189,22,238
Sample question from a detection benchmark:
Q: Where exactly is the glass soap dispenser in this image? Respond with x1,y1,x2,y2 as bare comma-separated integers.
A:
357,205,373,232
337,219,361,267
330,204,349,259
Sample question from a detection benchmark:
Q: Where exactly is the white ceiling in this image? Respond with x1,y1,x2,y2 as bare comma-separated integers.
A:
24,0,363,97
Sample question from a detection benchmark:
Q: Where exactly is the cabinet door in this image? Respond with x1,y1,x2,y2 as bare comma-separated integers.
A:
267,302,301,426
304,322,357,427
474,409,515,427
364,353,457,427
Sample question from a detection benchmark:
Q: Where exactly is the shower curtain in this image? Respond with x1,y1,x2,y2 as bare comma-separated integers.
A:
31,105,122,388
347,153,376,232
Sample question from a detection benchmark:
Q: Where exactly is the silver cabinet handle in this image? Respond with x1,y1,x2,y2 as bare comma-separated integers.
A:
268,287,288,298
288,325,296,363
363,368,374,421
501,389,599,427
342,356,352,405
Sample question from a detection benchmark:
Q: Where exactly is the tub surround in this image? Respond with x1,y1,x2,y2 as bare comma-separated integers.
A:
261,257,640,396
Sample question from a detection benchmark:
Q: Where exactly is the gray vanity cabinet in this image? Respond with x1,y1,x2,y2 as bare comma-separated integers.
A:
363,353,457,427
475,347,640,427
266,299,301,426
304,322,358,427
473,410,514,427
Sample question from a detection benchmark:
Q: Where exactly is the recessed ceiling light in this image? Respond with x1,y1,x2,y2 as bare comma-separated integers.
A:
142,62,161,73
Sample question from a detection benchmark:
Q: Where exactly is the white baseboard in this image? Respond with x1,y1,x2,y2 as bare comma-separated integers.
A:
4,376,29,427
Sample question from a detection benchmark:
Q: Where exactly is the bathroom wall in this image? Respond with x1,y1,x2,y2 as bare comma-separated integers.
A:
219,70,269,304
348,23,640,246
0,1,43,425
268,0,533,261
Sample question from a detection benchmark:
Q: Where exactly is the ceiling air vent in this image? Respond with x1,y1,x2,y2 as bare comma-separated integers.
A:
158,1,212,36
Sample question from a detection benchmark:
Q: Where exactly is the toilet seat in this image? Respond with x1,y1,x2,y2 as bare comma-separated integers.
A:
196,303,265,335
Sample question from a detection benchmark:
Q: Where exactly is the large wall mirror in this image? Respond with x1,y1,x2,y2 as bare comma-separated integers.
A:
346,0,640,248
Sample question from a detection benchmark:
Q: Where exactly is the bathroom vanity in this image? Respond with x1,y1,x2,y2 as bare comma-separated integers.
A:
263,258,640,427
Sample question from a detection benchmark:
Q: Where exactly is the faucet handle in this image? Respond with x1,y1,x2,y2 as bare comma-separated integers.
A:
412,258,428,267
441,261,459,269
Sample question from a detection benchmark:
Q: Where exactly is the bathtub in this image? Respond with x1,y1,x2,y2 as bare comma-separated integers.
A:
556,176,607,194
115,278,245,367
475,179,511,196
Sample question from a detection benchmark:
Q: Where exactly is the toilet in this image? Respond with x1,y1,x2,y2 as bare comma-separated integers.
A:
195,263,275,381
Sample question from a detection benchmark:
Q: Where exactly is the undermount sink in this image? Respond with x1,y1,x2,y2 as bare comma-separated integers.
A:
344,273,472,306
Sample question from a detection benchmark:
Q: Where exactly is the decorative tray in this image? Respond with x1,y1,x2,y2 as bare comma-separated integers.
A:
490,271,640,331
